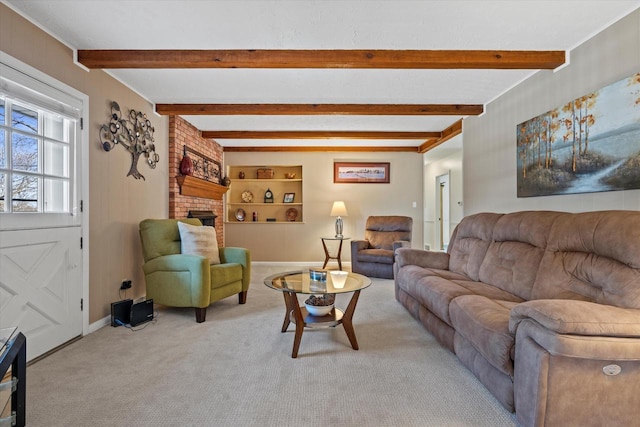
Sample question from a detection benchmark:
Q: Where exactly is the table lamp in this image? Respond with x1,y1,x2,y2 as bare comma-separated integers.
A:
330,201,348,238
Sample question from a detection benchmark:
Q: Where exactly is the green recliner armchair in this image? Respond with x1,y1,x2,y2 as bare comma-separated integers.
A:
139,218,251,323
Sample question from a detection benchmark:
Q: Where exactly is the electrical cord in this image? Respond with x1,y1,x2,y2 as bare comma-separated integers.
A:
116,310,160,332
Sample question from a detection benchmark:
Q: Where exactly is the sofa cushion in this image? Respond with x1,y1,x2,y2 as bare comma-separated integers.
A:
210,262,243,288
400,275,470,325
448,212,502,281
396,266,522,326
450,280,525,303
364,216,412,250
450,295,519,376
478,211,561,300
479,241,544,300
531,211,640,309
354,248,394,264
139,218,202,261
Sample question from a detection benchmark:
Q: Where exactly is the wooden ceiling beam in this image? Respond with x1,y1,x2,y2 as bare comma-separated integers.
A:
77,49,565,69
222,146,419,152
156,103,483,116
418,119,463,153
201,130,440,139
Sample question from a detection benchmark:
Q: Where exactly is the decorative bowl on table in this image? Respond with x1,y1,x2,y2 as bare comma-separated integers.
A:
304,294,335,316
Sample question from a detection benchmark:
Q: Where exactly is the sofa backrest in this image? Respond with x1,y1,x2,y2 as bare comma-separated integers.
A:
531,211,640,309
448,212,502,281
139,218,202,262
364,216,413,250
478,211,562,300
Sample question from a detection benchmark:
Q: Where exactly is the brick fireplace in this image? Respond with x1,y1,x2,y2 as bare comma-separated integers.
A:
168,115,225,245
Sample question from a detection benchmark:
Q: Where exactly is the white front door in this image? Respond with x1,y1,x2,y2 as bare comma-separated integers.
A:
0,52,88,361
0,226,82,360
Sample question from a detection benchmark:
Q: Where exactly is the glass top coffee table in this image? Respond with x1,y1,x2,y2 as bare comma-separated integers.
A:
264,270,372,358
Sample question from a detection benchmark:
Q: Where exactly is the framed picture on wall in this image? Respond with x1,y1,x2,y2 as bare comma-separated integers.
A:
517,71,640,197
334,162,390,183
283,193,295,203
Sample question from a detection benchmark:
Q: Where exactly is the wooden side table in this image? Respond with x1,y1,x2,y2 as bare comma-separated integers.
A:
321,237,350,270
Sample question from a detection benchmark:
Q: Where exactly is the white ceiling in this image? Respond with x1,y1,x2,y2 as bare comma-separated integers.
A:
4,0,640,150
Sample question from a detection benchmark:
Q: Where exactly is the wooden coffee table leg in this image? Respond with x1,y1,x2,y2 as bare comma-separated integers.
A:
286,292,305,358
281,292,293,332
342,290,361,350
291,314,305,358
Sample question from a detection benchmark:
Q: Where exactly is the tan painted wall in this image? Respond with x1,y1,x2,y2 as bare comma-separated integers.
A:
1,4,169,323
224,151,424,262
463,10,640,214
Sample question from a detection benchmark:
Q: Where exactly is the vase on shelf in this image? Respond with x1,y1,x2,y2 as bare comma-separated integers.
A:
179,146,193,176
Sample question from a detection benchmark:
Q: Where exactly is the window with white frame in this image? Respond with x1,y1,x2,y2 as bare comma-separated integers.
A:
0,53,85,230
0,95,75,213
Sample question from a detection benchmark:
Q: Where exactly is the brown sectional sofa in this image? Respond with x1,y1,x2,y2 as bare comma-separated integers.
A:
394,210,640,427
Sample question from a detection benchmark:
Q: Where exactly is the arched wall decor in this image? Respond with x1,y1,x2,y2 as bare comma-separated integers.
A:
99,101,159,180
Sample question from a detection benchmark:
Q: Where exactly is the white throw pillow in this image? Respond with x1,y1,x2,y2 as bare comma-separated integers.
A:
177,222,221,265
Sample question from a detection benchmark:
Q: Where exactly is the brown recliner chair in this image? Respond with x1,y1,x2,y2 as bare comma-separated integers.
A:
351,216,412,279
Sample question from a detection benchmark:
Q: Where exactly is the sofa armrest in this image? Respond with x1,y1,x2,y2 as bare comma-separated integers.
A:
219,247,251,291
395,247,450,270
393,240,411,252
510,299,640,338
142,254,210,305
512,303,640,427
351,239,370,253
219,247,250,267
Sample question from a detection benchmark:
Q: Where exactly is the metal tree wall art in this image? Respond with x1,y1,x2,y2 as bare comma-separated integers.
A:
99,101,159,180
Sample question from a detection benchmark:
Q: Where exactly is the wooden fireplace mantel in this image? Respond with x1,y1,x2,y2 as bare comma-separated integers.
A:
177,175,229,200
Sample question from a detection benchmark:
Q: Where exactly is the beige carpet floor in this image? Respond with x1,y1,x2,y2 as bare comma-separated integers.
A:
26,264,518,426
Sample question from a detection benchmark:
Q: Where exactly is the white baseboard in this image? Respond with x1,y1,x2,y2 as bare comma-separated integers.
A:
88,315,111,333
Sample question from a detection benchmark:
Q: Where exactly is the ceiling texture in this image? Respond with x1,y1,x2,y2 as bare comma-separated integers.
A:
3,0,640,154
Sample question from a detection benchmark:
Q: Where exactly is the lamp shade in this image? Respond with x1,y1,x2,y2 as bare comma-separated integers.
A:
330,201,348,217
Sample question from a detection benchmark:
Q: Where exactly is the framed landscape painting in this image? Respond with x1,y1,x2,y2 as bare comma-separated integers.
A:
334,162,390,183
517,72,640,197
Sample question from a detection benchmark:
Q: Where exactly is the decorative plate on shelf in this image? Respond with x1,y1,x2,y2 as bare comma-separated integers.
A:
235,208,246,222
286,207,298,222
241,190,253,203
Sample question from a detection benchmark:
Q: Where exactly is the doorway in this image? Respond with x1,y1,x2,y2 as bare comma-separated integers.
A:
435,173,451,251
